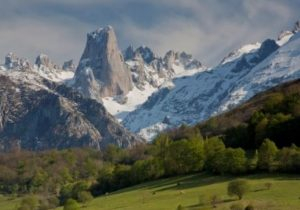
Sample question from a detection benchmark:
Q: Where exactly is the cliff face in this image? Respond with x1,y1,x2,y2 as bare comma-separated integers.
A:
74,26,132,99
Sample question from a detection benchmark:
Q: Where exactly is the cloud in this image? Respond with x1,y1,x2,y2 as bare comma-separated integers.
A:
0,0,299,66
0,16,94,65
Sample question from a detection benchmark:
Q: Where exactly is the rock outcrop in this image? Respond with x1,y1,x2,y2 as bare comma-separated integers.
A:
74,26,133,99
63,60,76,71
4,53,31,70
0,71,143,151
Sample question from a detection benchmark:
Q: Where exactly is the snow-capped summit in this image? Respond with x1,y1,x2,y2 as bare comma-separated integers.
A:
123,33,300,140
221,43,261,65
277,31,294,46
74,26,133,99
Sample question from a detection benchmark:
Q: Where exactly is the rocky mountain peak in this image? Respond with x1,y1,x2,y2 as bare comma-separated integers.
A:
63,60,75,71
135,46,156,63
5,52,19,69
4,53,31,70
124,45,135,61
163,50,176,70
35,54,54,68
74,26,133,99
293,20,300,33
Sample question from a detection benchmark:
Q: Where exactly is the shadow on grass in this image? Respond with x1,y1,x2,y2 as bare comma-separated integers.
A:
104,172,300,197
152,173,232,193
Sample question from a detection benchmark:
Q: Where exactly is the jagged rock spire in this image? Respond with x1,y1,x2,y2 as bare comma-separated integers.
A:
74,26,133,99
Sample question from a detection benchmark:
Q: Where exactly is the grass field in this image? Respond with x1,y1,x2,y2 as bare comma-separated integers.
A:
2,173,300,210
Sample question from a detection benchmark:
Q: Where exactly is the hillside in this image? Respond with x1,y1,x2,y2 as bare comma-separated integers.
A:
123,28,300,140
2,173,300,210
199,78,300,135
56,173,299,210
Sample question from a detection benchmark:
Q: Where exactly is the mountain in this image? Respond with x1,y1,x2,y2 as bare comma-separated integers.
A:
102,44,206,121
74,26,133,101
123,23,300,140
198,78,300,137
0,54,143,151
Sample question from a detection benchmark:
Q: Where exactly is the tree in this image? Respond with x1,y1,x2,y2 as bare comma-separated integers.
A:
227,179,250,200
167,139,204,174
257,139,278,171
204,137,225,172
63,199,80,210
220,148,247,174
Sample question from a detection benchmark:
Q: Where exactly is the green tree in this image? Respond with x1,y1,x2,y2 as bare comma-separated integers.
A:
204,137,225,172
221,148,247,174
168,139,204,174
258,139,278,171
227,179,250,200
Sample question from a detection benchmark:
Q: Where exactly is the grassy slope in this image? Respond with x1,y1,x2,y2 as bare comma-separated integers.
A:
2,174,300,210
0,195,22,210
53,173,300,210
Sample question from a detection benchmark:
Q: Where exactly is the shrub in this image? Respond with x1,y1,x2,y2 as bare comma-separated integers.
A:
63,199,80,210
228,179,250,200
77,191,93,203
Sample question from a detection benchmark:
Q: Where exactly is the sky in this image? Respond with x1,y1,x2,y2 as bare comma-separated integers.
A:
0,0,299,67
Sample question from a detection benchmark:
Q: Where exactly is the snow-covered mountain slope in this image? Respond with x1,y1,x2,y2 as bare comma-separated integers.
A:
123,31,300,140
102,46,206,121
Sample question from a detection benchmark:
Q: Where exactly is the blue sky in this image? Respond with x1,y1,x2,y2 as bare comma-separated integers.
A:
0,0,299,66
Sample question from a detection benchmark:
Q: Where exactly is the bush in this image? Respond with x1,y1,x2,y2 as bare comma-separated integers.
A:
228,179,250,200
77,191,93,203
63,199,80,210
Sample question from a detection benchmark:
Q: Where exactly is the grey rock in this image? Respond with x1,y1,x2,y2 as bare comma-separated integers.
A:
74,26,133,98
293,20,300,33
0,73,143,151
63,60,75,71
5,53,31,71
135,46,156,63
35,54,53,68
124,45,135,61
163,50,176,70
